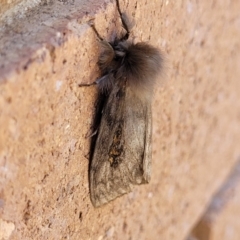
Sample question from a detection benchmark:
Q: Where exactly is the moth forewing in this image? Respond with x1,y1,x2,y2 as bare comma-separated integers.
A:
90,81,132,207
90,81,153,207
124,83,152,184
142,100,152,183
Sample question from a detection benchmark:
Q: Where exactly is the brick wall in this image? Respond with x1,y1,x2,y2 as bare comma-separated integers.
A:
0,0,240,239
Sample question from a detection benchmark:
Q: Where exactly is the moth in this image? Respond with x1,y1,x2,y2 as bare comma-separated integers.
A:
89,0,164,207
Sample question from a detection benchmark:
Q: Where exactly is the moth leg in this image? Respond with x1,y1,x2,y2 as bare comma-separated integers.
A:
86,128,98,138
78,82,97,87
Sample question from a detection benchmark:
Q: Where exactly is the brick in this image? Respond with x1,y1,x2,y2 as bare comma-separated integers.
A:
0,0,240,239
188,161,240,240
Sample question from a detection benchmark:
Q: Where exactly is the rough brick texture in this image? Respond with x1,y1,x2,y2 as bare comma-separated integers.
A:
188,160,240,240
0,0,240,240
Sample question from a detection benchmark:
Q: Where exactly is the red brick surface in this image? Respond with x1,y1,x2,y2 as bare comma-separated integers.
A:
188,161,240,240
0,0,240,239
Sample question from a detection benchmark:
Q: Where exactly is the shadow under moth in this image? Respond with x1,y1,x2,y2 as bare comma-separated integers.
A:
87,0,164,207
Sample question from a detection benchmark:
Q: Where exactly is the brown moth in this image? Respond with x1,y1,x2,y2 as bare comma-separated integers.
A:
89,0,164,207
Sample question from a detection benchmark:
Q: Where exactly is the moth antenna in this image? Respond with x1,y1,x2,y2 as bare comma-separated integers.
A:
116,0,133,41
88,20,103,41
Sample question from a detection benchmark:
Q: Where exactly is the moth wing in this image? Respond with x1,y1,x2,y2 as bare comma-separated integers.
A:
124,84,152,184
90,82,151,207
142,96,152,183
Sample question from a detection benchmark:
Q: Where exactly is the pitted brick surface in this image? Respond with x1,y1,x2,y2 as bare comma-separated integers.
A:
0,0,240,239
